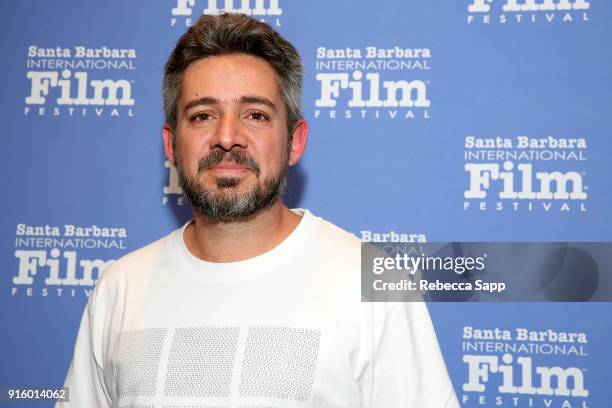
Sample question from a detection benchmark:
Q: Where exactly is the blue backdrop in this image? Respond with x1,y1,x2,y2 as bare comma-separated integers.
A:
3,1,611,406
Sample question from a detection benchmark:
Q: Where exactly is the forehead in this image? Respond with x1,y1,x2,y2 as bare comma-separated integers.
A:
179,54,283,109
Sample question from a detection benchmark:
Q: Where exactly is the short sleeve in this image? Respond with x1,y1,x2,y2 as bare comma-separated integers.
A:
360,302,460,408
56,291,111,407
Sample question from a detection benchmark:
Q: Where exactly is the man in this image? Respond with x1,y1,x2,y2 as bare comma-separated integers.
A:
59,13,459,407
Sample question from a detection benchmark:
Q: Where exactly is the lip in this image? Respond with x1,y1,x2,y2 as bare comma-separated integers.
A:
208,162,250,172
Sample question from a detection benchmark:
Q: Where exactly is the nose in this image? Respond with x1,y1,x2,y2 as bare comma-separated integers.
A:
211,114,248,151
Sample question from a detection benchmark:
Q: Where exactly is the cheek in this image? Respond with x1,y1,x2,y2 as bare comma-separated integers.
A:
259,144,287,170
177,134,207,162
256,132,288,160
175,148,199,177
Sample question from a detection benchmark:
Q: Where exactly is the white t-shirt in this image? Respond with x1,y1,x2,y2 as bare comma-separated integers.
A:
58,209,459,408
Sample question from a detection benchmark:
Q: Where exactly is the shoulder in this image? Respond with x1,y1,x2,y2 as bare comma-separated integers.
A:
308,211,361,254
92,227,180,298
300,210,362,293
307,211,362,279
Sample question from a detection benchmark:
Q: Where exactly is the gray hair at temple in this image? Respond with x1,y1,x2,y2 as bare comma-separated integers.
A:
162,13,303,140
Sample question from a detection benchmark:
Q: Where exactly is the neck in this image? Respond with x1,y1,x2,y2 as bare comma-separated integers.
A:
184,201,302,262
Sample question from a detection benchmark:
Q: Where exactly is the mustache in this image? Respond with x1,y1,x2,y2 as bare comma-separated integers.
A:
197,150,261,176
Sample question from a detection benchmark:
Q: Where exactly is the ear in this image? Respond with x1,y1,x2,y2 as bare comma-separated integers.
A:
162,123,176,165
288,119,309,166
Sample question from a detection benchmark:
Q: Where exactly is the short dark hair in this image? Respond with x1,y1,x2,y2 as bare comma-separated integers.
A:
163,13,303,139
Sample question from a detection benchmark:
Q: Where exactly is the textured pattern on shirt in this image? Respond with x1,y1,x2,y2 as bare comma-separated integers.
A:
239,326,321,401
164,327,240,397
112,328,167,397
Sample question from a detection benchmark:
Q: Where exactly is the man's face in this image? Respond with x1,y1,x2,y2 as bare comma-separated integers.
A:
169,54,291,219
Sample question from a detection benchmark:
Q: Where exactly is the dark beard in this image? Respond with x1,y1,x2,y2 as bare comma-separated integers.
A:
175,149,288,220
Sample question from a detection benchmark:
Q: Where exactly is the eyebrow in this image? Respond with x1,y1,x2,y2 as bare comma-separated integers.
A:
239,96,277,112
183,96,218,112
182,95,278,113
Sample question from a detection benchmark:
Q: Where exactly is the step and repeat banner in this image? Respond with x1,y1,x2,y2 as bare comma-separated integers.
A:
2,1,611,406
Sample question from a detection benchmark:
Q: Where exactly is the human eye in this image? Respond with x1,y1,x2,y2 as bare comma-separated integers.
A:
246,111,269,122
190,112,215,122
